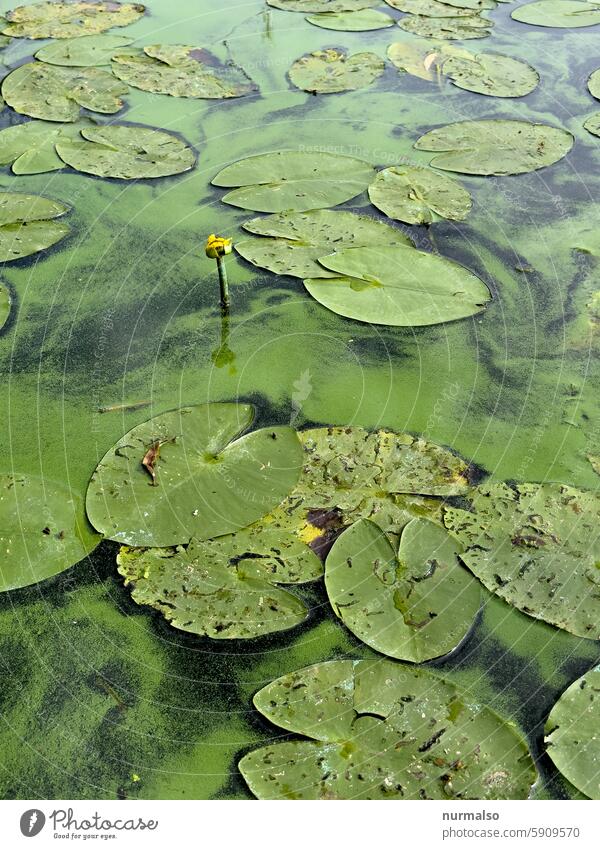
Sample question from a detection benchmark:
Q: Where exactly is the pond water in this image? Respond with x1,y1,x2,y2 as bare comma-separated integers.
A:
1,0,600,799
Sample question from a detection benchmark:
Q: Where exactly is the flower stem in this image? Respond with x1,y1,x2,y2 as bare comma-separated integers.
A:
217,255,229,311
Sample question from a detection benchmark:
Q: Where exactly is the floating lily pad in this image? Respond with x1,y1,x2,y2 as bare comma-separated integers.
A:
545,667,600,799
236,209,413,278
2,1,145,39
116,540,309,640
325,518,481,662
85,403,304,547
212,151,375,213
386,0,487,16
55,124,196,179
368,165,472,225
0,119,89,174
441,0,496,7
443,482,600,638
511,0,600,27
583,112,600,137
240,659,536,799
289,48,384,94
414,120,573,175
387,39,450,81
112,45,257,99
305,245,491,326
588,68,600,100
0,282,10,330
0,191,69,262
306,9,395,28
241,426,471,573
35,34,134,66
0,473,100,592
399,14,493,38
442,51,539,97
2,61,128,122
267,0,379,10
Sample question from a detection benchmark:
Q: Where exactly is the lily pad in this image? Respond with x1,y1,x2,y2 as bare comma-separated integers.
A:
511,0,600,27
35,34,134,66
116,540,308,639
240,659,536,799
583,112,600,137
545,667,600,799
399,14,493,38
442,52,539,98
0,119,89,174
2,61,128,122
306,9,395,28
368,165,472,225
239,426,472,572
0,191,69,262
0,281,10,330
414,120,573,175
267,0,379,10
236,209,413,278
2,1,146,39
386,0,487,15
112,45,257,99
288,49,384,94
588,68,600,100
325,518,481,662
212,151,376,213
387,39,451,81
305,245,491,326
0,473,100,592
55,125,196,179
85,403,304,547
443,482,600,639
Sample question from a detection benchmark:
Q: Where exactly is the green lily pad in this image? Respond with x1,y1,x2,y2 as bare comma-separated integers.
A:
441,0,496,7
368,165,472,225
289,48,384,94
306,9,395,28
55,124,196,179
443,482,600,639
116,540,308,639
2,1,146,39
267,0,379,10
236,209,413,278
583,112,600,136
305,245,491,326
0,191,70,262
511,0,600,27
240,659,536,799
35,34,134,66
386,0,488,16
545,667,600,799
0,473,100,592
85,403,304,547
414,120,573,175
112,45,257,99
399,14,493,38
2,61,128,122
0,281,10,330
0,119,89,174
212,151,376,213
442,51,539,97
325,518,481,662
588,68,600,100
241,426,471,572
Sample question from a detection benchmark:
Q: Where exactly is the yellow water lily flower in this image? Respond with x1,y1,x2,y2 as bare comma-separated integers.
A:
205,234,233,258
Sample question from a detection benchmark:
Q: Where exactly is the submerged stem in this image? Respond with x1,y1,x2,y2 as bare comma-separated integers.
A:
217,254,229,310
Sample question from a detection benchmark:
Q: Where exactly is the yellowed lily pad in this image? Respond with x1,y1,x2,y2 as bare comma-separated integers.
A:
399,14,493,38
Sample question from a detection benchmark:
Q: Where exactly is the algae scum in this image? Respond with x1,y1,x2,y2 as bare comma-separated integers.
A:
1,0,600,800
